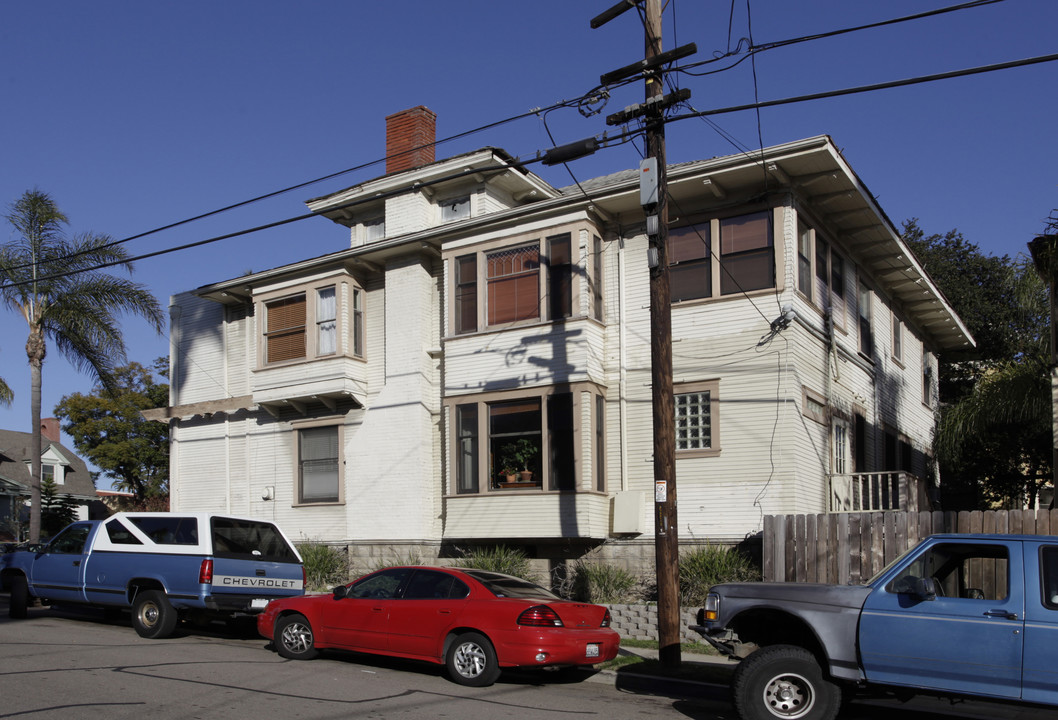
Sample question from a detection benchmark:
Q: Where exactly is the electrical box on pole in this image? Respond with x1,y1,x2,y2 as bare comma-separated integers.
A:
640,157,659,207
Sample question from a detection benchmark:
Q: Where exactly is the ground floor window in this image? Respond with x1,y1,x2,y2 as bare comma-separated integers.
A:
449,385,604,494
674,380,720,457
296,423,342,504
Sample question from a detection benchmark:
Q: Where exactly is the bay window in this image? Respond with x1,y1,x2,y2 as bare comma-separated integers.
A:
259,277,365,366
449,386,605,494
450,224,601,333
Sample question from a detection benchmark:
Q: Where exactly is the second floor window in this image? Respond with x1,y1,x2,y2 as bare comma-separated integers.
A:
668,224,711,302
261,279,363,365
858,282,873,356
720,211,773,295
487,245,540,325
265,295,307,363
317,287,337,356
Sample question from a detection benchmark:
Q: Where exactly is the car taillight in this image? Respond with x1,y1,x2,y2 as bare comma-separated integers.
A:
199,558,213,584
518,605,564,627
302,566,307,589
601,608,612,628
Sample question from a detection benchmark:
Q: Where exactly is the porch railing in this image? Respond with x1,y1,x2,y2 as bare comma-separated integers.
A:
829,471,924,513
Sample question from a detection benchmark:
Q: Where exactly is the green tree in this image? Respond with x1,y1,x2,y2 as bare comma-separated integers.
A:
39,475,78,539
55,359,170,508
904,221,1051,508
0,189,164,542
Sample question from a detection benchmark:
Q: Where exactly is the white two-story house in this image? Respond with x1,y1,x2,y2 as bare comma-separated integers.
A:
147,106,972,573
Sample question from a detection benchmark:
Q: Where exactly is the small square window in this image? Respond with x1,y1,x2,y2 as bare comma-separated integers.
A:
441,196,470,222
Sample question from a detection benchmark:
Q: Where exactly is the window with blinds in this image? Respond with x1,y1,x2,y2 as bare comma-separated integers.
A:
298,425,340,503
266,295,307,363
668,223,711,302
719,211,773,295
487,245,540,325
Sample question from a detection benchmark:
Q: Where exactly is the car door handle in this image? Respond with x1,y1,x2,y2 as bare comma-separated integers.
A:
984,609,1018,620
72,560,80,567
438,609,452,615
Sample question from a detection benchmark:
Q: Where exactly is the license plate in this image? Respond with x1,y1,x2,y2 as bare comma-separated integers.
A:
250,598,270,610
585,643,600,658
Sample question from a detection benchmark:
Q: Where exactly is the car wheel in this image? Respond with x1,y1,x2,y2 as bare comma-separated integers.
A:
275,614,318,660
9,575,29,619
732,645,842,720
132,590,178,639
446,631,500,687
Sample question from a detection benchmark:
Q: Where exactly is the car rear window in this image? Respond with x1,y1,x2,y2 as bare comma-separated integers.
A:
211,517,299,563
462,569,558,599
129,516,200,545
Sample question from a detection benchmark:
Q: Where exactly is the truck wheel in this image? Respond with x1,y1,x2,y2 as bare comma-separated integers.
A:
446,631,500,687
132,590,178,639
732,645,842,720
9,575,29,619
275,614,318,660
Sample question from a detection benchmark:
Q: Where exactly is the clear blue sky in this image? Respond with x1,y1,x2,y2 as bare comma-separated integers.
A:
1,1,1055,489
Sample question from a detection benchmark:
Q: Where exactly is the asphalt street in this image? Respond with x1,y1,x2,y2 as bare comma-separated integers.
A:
1,594,1054,720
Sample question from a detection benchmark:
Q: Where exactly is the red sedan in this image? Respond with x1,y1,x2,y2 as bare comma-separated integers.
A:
257,565,620,686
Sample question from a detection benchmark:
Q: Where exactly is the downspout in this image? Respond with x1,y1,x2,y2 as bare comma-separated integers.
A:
618,234,629,492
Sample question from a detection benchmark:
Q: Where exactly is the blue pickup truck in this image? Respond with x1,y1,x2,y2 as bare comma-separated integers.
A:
692,534,1058,720
1,512,305,638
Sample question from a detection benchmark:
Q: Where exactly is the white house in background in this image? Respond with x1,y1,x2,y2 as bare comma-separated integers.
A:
146,107,973,573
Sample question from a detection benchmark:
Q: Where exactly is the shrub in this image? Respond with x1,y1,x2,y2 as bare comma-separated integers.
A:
459,545,536,582
297,540,348,591
680,543,761,606
368,549,425,574
571,562,640,604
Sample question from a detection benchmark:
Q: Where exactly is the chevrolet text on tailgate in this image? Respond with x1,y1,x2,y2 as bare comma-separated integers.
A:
1,512,305,638
691,534,1058,720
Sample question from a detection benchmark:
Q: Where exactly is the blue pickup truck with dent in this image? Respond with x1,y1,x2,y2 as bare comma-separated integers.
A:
1,512,305,638
691,534,1058,720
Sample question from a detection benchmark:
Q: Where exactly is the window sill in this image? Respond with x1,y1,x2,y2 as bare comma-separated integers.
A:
675,449,721,459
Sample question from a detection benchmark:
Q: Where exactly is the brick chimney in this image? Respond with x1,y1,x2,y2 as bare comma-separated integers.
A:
41,417,60,444
385,106,436,174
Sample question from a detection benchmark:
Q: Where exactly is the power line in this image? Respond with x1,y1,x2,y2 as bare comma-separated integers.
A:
6,50,1055,289
671,52,1058,120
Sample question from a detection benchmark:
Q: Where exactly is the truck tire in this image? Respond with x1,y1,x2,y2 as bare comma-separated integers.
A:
732,644,842,720
9,575,29,619
132,590,178,639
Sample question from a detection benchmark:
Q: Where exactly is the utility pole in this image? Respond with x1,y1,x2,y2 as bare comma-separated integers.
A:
591,0,694,668
642,0,680,668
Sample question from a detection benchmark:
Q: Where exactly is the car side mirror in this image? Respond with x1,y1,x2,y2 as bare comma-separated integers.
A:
332,585,347,600
893,575,936,601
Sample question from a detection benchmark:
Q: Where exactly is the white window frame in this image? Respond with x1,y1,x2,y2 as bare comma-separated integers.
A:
440,195,471,223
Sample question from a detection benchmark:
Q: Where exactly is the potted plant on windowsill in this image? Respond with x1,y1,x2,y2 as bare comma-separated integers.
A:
505,438,539,483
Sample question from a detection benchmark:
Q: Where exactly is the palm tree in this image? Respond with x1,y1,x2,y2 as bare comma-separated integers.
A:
0,189,164,542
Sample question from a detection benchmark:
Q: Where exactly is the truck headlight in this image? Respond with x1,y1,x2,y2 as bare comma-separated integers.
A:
703,592,720,622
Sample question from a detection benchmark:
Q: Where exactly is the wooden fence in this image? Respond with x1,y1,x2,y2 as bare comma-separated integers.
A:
763,509,1058,584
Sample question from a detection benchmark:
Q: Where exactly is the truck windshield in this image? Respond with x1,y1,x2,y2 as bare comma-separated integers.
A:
211,518,299,563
